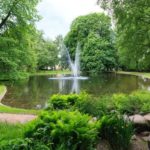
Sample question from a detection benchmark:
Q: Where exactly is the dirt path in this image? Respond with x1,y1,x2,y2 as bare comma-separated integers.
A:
0,113,37,124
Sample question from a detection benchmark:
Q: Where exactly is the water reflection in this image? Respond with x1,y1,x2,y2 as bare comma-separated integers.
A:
58,78,80,94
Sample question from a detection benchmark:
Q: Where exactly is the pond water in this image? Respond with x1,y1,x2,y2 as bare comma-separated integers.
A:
1,73,150,109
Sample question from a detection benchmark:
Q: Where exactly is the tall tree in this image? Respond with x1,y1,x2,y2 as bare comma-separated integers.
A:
98,0,150,71
0,0,40,80
65,13,117,73
37,36,59,70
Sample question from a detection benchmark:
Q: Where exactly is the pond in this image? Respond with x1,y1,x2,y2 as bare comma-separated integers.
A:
1,73,150,109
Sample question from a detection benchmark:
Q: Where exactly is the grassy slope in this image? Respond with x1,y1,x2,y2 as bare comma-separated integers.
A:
116,71,150,79
0,85,6,94
0,104,40,115
0,85,39,115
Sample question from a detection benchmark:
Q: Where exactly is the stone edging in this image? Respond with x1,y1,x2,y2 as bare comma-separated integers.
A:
0,86,7,103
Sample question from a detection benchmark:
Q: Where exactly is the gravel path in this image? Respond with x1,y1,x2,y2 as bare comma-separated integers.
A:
0,113,37,124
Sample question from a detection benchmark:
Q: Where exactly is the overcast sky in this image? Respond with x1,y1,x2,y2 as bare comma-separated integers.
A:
36,0,102,40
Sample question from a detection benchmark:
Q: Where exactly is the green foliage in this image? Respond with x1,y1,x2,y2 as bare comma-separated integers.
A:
47,90,150,116
99,115,133,150
25,110,99,150
98,0,150,71
0,0,40,80
76,95,114,118
113,91,150,114
0,123,24,143
47,92,88,110
65,13,117,73
0,138,50,150
36,34,59,70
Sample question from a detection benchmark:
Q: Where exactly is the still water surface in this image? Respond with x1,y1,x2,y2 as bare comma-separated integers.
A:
1,73,150,109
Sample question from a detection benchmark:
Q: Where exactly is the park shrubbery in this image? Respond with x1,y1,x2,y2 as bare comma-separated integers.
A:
2,90,150,149
99,115,133,150
48,90,150,117
25,110,99,150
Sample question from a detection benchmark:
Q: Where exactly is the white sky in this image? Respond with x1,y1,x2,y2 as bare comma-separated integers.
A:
36,0,102,40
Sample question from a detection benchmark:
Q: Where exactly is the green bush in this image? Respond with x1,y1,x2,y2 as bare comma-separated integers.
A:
76,95,114,118
25,110,99,150
0,138,50,150
47,94,80,110
113,91,150,114
48,90,150,116
99,115,133,150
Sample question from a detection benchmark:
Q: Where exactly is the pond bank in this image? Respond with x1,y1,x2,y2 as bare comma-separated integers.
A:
116,71,150,79
0,85,39,115
0,85,38,123
0,85,7,102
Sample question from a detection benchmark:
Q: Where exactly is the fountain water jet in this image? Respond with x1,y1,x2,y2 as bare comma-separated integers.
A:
49,42,88,80
67,43,80,77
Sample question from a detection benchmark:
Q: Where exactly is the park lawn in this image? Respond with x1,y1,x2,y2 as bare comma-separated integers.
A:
116,71,150,79
31,70,71,76
0,104,40,115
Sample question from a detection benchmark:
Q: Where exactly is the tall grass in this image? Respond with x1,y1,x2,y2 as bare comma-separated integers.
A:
0,122,25,143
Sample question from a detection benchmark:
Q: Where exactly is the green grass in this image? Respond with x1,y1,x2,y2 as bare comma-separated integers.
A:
0,85,6,95
0,104,40,115
0,122,24,143
31,70,71,76
116,71,150,79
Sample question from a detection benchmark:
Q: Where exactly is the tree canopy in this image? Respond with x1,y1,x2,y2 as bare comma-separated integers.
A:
0,0,40,80
65,13,117,73
37,35,59,70
98,0,150,71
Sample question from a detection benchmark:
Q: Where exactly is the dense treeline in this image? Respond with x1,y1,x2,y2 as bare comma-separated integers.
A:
0,0,59,80
98,0,150,71
0,0,149,80
0,0,39,80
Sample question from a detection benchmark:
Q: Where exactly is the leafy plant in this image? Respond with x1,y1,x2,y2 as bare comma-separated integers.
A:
99,115,133,150
76,95,114,118
25,110,99,150
47,94,80,110
0,138,50,150
113,90,150,114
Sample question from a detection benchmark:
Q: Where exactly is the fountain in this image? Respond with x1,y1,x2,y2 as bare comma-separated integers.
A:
49,42,88,93
49,42,88,80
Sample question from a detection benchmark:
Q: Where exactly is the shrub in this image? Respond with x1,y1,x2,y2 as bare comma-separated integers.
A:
47,94,81,110
0,138,50,150
76,95,114,118
48,90,150,115
99,115,133,150
113,91,150,114
25,110,99,150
